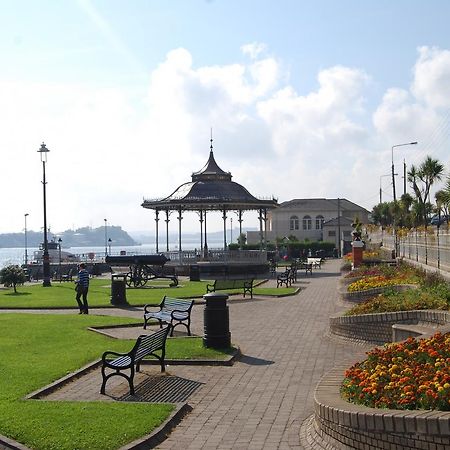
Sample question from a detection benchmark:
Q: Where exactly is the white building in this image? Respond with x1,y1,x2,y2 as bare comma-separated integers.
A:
247,198,370,249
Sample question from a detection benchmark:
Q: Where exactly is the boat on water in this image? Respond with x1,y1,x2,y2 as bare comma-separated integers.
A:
31,240,80,264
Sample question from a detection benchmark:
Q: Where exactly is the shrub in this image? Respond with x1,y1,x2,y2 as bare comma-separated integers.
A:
0,265,27,293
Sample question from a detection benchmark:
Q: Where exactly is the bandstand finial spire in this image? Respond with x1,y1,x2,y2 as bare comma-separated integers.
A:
210,128,213,152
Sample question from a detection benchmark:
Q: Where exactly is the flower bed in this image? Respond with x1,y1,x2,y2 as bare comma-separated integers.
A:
348,274,419,292
312,365,450,450
345,288,449,315
341,332,450,411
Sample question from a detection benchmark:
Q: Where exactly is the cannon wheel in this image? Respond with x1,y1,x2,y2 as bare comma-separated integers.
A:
125,271,133,287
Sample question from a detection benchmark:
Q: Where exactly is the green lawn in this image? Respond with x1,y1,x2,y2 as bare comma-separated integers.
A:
0,279,296,308
0,313,232,449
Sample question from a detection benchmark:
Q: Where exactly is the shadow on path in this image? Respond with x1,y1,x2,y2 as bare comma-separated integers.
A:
239,355,275,366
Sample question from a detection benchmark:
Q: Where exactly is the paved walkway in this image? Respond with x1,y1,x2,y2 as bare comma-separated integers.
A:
5,260,370,449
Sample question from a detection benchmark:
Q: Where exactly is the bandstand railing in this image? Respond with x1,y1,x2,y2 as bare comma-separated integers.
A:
163,249,267,265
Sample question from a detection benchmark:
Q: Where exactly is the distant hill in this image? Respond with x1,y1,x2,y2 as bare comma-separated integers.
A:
0,226,137,248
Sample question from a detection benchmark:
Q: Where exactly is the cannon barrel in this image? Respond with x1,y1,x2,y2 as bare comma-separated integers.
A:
106,254,169,266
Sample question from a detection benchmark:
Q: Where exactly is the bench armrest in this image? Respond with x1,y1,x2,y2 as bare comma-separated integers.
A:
101,350,129,362
170,308,190,317
144,304,161,314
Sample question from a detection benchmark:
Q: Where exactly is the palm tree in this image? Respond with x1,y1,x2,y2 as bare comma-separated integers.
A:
407,156,444,225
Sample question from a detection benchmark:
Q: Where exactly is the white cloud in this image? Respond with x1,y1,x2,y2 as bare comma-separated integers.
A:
3,44,450,238
412,46,450,109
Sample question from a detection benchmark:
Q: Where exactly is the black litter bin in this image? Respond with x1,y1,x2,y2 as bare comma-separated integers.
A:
190,265,200,281
111,274,128,305
203,292,231,348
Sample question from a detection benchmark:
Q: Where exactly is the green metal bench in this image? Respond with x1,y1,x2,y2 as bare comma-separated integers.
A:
206,279,254,298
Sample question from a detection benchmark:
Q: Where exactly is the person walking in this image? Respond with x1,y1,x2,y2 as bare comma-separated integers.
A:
75,263,89,314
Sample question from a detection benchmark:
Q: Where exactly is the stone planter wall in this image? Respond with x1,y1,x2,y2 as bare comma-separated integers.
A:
339,284,417,303
314,366,450,450
330,310,450,345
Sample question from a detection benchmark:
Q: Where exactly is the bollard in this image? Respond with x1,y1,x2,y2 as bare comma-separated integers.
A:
111,274,128,306
203,292,231,348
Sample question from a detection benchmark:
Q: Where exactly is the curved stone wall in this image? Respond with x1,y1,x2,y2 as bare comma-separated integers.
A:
330,310,450,344
314,366,450,450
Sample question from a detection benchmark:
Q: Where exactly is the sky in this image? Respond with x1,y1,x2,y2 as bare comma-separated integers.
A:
2,0,450,237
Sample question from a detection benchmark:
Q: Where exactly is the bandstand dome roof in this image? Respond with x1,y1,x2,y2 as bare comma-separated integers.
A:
142,145,278,212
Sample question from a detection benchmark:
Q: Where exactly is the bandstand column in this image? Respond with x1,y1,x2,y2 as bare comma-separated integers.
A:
263,208,268,249
199,210,204,255
258,209,264,249
238,210,243,249
204,211,208,258
178,206,183,253
222,208,227,250
165,210,170,252
155,209,160,253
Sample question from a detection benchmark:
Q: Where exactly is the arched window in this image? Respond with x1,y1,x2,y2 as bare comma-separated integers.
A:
316,215,324,230
302,215,312,230
289,215,299,230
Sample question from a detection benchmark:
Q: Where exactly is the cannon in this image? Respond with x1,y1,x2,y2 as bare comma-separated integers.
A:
105,254,178,287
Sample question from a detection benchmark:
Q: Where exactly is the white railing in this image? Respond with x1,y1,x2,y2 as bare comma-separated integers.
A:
163,249,267,265
369,227,450,273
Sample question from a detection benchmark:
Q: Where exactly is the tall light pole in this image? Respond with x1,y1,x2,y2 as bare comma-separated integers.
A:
391,141,417,202
58,238,62,282
379,173,397,204
108,238,112,255
38,142,51,287
104,218,108,257
391,141,418,257
24,213,29,266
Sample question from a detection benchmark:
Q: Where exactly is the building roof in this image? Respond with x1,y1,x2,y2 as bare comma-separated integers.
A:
322,216,354,227
142,143,278,211
277,198,370,214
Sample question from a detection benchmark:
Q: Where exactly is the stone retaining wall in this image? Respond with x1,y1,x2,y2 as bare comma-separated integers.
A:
339,284,416,303
330,310,450,344
314,366,450,450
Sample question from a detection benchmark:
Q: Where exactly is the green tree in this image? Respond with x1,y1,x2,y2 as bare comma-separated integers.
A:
0,265,27,293
435,176,450,221
408,156,444,225
237,233,247,248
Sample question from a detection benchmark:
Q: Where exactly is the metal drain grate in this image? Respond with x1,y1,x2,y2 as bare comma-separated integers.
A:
120,375,203,403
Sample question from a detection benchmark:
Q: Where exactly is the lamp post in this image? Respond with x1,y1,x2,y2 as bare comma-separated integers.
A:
104,218,108,258
24,213,29,266
391,141,417,202
379,173,396,204
58,238,62,282
391,141,417,257
38,142,51,287
108,238,112,255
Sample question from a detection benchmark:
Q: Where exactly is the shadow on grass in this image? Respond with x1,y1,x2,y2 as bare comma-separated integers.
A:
5,291,32,296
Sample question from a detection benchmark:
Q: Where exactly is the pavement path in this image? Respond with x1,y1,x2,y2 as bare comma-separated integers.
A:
2,259,370,449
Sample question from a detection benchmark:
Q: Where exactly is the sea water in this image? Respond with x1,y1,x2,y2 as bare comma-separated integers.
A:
0,240,223,267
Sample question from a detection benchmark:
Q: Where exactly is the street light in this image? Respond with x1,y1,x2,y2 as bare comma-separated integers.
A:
104,219,108,257
38,142,51,287
24,213,29,266
391,141,417,202
108,238,112,255
58,238,62,282
391,141,418,258
379,173,397,204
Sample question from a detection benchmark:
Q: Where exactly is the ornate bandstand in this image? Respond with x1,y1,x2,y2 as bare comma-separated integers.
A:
141,138,278,266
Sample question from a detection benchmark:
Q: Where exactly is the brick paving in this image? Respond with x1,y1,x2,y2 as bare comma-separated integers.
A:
4,259,371,449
